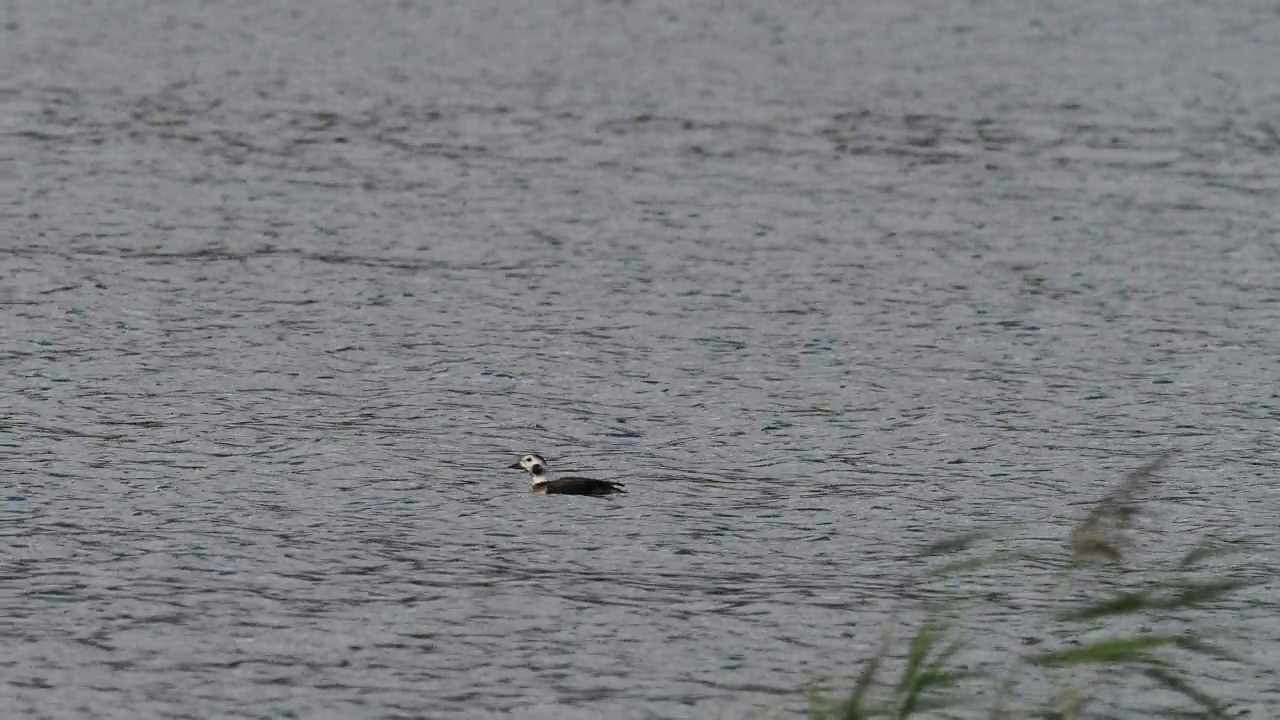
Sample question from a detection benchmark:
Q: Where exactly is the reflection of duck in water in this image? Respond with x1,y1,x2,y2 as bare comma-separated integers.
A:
508,454,626,496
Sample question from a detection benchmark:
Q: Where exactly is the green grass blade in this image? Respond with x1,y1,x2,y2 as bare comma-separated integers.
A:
893,621,976,718
926,637,967,675
1058,579,1248,621
838,647,884,720
1057,591,1151,621
1028,636,1183,667
1157,579,1252,610
1178,540,1244,568
921,531,994,557
807,687,831,720
1140,665,1231,719
898,669,982,717
895,622,943,696
1173,635,1250,665
927,550,1036,578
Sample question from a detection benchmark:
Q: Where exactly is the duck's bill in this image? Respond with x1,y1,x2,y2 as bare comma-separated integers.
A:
508,462,524,469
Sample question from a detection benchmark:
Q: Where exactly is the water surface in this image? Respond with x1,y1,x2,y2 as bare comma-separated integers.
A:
4,1,1279,717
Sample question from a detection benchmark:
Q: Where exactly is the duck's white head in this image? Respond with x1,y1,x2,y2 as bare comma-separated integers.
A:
508,453,549,480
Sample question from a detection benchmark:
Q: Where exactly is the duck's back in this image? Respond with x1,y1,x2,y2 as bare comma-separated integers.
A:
539,477,626,496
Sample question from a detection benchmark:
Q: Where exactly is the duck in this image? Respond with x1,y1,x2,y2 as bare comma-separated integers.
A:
508,453,626,496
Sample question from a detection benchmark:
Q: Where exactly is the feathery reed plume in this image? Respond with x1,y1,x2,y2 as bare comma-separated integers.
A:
1070,452,1174,562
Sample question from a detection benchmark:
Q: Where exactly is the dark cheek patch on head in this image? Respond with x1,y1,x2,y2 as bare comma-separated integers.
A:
531,464,544,475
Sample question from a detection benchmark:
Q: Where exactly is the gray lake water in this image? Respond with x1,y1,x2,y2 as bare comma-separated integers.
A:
4,1,1280,718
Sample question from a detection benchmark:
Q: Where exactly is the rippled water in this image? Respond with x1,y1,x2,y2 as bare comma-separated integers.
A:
5,1,1280,717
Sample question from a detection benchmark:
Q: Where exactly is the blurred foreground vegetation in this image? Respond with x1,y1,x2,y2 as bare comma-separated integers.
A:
807,453,1263,719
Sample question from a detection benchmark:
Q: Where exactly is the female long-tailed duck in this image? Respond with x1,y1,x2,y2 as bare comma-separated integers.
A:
508,453,626,496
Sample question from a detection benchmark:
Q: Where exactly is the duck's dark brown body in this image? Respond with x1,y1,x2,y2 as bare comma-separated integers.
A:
533,477,626,496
